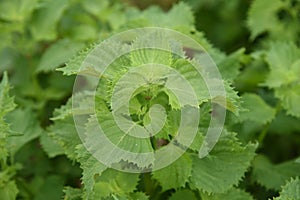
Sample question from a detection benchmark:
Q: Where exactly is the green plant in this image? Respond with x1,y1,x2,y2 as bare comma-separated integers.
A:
0,0,300,200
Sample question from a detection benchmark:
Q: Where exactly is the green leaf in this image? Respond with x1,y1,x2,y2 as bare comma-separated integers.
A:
131,30,172,66
217,48,245,80
63,187,82,200
190,132,257,193
247,0,284,39
0,0,38,22
169,189,197,200
152,153,192,191
269,110,300,135
29,0,69,41
189,131,205,152
49,115,81,160
275,84,300,118
81,0,109,17
36,39,84,73
40,132,64,158
264,42,300,88
49,97,82,160
266,42,300,74
6,108,42,155
76,145,107,200
212,81,241,115
238,93,276,124
235,57,269,91
252,155,300,190
172,58,209,104
262,42,300,117
0,180,18,200
0,72,16,162
201,188,253,200
273,177,300,200
69,24,98,41
85,114,154,168
173,58,240,113
33,175,64,200
93,169,140,199
131,2,194,29
164,2,194,29
58,44,96,76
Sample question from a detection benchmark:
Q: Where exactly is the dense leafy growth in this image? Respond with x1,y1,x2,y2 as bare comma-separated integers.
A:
0,0,299,200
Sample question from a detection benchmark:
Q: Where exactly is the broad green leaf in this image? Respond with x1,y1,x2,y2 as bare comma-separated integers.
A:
217,48,245,80
6,108,42,155
49,91,101,166
76,145,107,200
235,57,268,91
131,31,172,66
173,58,240,113
49,97,82,160
238,93,276,124
266,42,300,73
143,104,167,136
40,132,64,158
247,0,284,39
262,42,300,117
36,39,84,73
164,2,194,29
174,29,226,63
93,169,139,199
264,42,300,88
201,188,253,200
269,111,300,135
190,132,257,193
211,80,241,115
128,2,194,30
85,114,154,168
59,39,129,78
189,131,205,152
81,0,109,17
69,24,98,41
172,58,209,104
49,115,81,160
252,155,300,190
169,189,197,200
273,177,300,200
0,180,18,200
275,84,300,118
152,153,192,191
106,6,127,31
29,0,69,41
